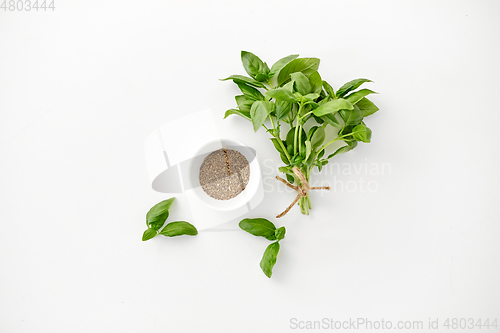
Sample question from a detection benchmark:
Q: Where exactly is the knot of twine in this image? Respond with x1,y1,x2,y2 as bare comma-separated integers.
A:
275,166,330,218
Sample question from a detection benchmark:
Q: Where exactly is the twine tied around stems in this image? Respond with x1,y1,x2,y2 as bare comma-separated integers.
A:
275,166,330,218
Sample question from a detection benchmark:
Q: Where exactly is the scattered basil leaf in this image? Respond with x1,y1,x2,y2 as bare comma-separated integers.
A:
239,218,277,241
160,221,198,237
146,198,175,230
142,228,158,241
260,242,280,278
274,226,286,241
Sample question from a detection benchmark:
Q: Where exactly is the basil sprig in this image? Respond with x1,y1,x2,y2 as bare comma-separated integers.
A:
239,218,286,278
142,197,198,241
222,51,379,216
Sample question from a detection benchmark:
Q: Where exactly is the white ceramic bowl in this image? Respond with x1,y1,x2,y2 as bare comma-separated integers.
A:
187,138,261,211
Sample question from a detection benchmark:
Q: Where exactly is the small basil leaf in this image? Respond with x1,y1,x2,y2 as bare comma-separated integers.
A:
266,88,297,103
241,51,266,79
277,58,320,87
250,101,274,132
308,71,323,94
269,54,299,78
356,97,379,117
236,82,265,101
339,105,363,126
142,228,158,241
235,95,254,113
351,124,372,143
275,100,292,120
336,78,373,98
239,218,277,241
274,226,286,241
291,72,312,95
327,145,353,159
312,99,353,117
285,127,296,147
321,113,341,128
302,93,320,102
220,75,266,88
270,138,286,156
322,80,335,98
310,126,325,149
260,241,280,278
160,221,198,237
286,174,295,184
224,109,251,121
345,89,377,105
146,198,175,229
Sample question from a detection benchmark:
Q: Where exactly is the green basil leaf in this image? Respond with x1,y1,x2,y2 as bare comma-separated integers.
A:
308,71,323,94
270,138,286,156
302,93,320,102
312,98,353,117
235,95,254,113
146,198,175,229
260,241,280,278
336,78,373,98
274,226,286,241
275,100,292,120
250,102,267,132
321,113,341,128
142,228,158,241
322,80,335,98
339,105,363,126
327,145,352,159
160,221,198,237
277,58,320,87
291,72,312,95
351,124,372,143
220,75,266,88
224,109,251,121
241,51,266,79
266,88,297,103
236,82,265,101
310,126,325,149
286,174,295,184
356,97,379,117
285,127,295,147
345,89,377,105
269,54,299,78
239,218,277,241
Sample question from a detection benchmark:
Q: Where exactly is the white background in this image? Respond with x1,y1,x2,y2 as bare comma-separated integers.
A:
1,1,499,332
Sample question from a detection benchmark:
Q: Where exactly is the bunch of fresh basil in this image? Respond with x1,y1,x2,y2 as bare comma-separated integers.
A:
222,51,379,215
